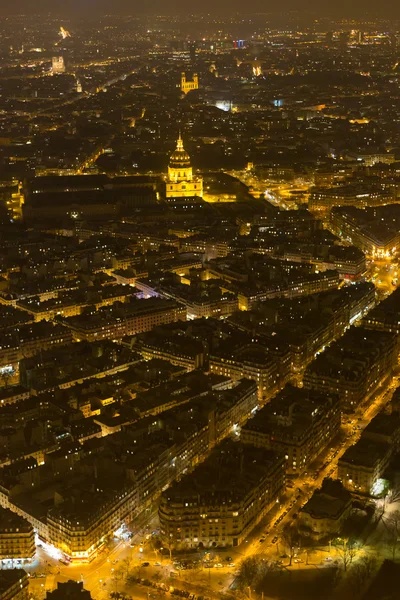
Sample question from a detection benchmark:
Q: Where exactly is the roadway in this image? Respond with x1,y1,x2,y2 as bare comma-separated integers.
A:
245,371,400,565
365,258,398,298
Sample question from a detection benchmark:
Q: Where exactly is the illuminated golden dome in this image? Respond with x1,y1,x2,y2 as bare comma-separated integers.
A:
169,133,191,169
166,132,203,199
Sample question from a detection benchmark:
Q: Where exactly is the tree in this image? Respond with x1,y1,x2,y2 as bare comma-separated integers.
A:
150,536,162,560
254,560,276,595
335,538,358,572
360,554,379,578
120,556,133,579
111,568,124,593
346,554,379,596
164,538,175,562
280,524,299,567
384,510,400,559
235,556,261,595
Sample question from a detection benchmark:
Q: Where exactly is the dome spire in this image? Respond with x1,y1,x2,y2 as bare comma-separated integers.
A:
177,130,183,150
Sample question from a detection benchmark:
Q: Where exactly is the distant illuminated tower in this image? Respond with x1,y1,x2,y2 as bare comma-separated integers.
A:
59,26,71,40
252,63,262,77
166,133,203,199
52,56,65,74
75,78,82,93
180,72,198,95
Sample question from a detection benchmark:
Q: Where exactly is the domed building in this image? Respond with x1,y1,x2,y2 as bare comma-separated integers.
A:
166,133,203,199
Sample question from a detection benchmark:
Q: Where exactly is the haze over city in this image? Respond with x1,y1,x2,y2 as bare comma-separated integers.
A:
1,2,400,17
0,5,400,600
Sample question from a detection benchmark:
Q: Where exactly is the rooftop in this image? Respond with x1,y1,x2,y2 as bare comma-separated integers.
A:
339,438,391,469
162,440,283,505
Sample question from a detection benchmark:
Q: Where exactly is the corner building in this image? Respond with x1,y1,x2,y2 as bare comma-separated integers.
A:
0,508,35,560
159,440,285,549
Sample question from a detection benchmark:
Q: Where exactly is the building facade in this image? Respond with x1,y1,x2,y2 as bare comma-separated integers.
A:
0,508,35,560
241,385,341,474
159,442,285,549
0,570,29,600
180,72,198,95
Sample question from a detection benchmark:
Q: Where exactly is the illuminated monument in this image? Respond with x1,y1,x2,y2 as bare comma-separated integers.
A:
181,72,198,95
52,56,65,74
166,133,203,199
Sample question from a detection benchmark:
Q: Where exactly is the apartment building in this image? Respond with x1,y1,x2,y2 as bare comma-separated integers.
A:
0,508,35,560
303,327,398,411
338,438,392,495
241,385,341,474
159,441,285,549
60,298,187,342
0,570,29,600
209,343,286,401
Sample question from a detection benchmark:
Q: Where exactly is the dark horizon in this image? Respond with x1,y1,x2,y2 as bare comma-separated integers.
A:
1,0,400,19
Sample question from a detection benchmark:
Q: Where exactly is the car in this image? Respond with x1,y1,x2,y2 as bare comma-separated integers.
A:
154,562,161,567
228,563,235,568
214,563,223,568
272,536,279,544
141,562,150,567
259,537,265,543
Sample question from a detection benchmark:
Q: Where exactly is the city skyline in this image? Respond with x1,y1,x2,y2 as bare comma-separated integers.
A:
1,2,400,17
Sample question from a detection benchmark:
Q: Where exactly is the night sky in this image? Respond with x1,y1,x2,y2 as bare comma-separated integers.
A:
0,0,399,17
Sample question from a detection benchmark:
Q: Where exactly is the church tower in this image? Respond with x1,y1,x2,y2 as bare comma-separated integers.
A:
166,133,203,199
180,72,199,95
